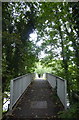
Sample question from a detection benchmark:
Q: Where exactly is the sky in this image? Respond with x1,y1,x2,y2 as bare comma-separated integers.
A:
30,31,62,59
30,31,47,59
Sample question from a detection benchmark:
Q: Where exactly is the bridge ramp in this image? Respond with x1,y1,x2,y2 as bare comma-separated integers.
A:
5,80,64,119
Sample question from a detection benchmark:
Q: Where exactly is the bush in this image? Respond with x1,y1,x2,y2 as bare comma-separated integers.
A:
58,103,79,119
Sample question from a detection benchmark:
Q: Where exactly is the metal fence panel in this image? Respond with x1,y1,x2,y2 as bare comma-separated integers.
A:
10,73,34,110
46,73,67,109
57,78,67,109
46,73,56,88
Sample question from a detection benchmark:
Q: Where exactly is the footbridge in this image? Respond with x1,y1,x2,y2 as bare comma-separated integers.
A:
3,73,67,119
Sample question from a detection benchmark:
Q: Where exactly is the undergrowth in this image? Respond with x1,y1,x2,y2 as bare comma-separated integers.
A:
58,103,79,119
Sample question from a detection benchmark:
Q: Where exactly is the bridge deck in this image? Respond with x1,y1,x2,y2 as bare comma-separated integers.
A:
6,80,64,119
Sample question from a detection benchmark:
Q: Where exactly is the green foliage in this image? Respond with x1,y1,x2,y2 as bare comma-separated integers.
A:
2,2,38,92
2,2,79,107
36,2,79,103
41,57,64,76
58,103,79,119
34,62,52,75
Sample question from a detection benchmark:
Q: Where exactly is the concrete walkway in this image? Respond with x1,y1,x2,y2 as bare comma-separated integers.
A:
4,80,64,119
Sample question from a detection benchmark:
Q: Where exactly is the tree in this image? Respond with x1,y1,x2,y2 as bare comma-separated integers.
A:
2,2,38,92
36,2,79,102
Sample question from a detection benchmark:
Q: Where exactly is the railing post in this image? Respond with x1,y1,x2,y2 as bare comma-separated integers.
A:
32,73,35,81
64,80,67,109
10,80,13,110
55,77,57,93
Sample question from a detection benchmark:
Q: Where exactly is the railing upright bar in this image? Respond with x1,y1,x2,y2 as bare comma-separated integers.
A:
64,80,67,109
10,80,13,110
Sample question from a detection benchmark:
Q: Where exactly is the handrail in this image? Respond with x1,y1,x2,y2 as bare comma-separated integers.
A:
47,73,65,81
12,73,32,81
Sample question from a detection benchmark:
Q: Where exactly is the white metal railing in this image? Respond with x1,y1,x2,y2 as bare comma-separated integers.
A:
46,73,67,109
10,73,35,110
